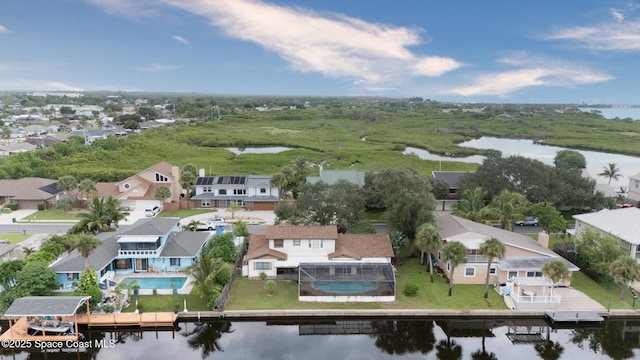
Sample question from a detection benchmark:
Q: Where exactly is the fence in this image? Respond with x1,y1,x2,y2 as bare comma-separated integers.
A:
214,236,247,311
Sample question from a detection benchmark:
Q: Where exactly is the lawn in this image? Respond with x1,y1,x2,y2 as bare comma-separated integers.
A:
159,209,217,218
225,256,507,310
22,209,81,221
0,233,32,243
121,294,210,312
571,271,637,310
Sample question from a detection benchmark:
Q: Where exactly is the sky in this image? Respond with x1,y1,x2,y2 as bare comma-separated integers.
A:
2,0,640,103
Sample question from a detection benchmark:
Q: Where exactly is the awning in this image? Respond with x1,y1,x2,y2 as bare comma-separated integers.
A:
4,296,92,317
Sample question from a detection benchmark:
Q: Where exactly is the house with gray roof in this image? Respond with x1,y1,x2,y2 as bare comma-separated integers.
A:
432,171,472,211
0,177,63,209
435,213,579,309
573,207,640,261
307,170,366,187
192,174,279,210
51,217,211,289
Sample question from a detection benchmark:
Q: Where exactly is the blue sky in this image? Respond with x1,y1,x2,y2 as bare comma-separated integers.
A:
2,0,640,103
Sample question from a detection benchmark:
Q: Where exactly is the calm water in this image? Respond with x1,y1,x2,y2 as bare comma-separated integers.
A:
580,107,640,120
225,147,291,154
1,318,638,359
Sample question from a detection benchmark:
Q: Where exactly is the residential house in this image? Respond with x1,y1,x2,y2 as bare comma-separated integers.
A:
191,174,279,210
432,171,471,211
0,177,63,209
51,217,210,289
435,213,578,309
307,170,366,187
243,224,395,302
0,142,37,156
96,161,183,211
573,207,640,260
0,243,20,262
627,173,640,205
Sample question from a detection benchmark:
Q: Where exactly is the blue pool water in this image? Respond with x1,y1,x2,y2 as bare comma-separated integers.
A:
121,276,187,289
313,281,377,294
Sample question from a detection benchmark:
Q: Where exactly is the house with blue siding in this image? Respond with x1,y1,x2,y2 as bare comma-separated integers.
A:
51,217,211,288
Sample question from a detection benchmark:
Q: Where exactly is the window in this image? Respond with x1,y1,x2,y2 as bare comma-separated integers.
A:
255,262,270,270
233,189,246,195
123,183,130,190
310,240,322,248
508,271,517,280
490,266,497,275
67,273,79,280
273,239,283,248
203,186,212,193
201,200,211,207
219,189,227,195
293,239,300,246
464,267,476,277
155,173,168,182
526,271,543,278
170,258,179,266
260,188,267,194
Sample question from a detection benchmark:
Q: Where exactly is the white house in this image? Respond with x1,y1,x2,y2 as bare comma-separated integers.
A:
627,173,640,205
192,174,280,210
573,207,640,260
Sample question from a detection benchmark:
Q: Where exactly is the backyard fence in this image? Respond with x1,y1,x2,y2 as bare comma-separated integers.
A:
214,236,247,311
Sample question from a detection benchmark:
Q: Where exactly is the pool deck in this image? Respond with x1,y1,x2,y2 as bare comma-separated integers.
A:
112,272,193,295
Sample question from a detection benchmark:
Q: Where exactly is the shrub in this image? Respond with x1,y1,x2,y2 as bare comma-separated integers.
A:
152,287,157,295
259,272,267,281
264,279,276,296
7,203,17,211
404,283,419,297
37,203,45,211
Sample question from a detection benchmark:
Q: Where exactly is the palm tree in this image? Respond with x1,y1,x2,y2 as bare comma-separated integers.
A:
609,255,640,300
269,173,288,199
415,222,442,283
77,179,97,200
485,189,528,231
75,234,101,270
441,241,468,296
534,341,564,360
186,254,225,300
541,259,570,299
155,185,172,204
180,171,196,209
453,187,488,223
105,195,129,228
57,175,78,200
75,196,110,234
598,163,622,184
479,237,506,299
226,202,242,219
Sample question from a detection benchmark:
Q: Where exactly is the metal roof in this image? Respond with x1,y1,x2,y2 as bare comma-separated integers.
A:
4,296,91,317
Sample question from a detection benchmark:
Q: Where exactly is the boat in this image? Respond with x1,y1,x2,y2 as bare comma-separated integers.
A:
27,318,74,336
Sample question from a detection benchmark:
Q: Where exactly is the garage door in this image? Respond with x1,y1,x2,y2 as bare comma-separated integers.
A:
133,200,161,210
253,202,275,211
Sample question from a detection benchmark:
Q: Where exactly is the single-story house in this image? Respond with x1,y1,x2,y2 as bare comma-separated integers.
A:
96,161,183,211
573,207,640,260
0,142,37,156
51,217,210,289
0,177,63,209
435,213,579,309
307,170,366,187
191,175,279,210
243,224,395,302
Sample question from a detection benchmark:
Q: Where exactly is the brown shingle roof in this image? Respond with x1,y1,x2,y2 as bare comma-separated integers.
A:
330,234,394,259
0,178,61,200
265,224,338,240
243,233,287,261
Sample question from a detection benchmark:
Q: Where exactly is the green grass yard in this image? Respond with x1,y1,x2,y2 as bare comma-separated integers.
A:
0,234,32,243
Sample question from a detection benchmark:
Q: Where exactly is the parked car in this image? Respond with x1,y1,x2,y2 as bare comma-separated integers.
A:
197,217,227,230
144,206,161,217
515,216,538,226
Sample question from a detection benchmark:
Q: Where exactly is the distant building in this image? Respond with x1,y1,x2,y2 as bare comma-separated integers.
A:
306,170,366,187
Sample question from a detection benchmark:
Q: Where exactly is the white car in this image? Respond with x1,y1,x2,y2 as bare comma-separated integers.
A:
197,217,227,231
144,206,161,217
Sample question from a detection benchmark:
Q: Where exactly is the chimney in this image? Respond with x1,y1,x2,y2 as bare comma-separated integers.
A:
537,232,549,249
199,168,205,177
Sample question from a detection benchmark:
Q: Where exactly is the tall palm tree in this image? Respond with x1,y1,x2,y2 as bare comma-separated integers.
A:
75,196,110,234
75,234,101,270
479,237,506,299
453,187,488,223
105,195,129,228
485,190,528,231
415,222,442,283
269,173,288,199
57,175,78,200
186,254,225,300
155,185,172,203
180,171,196,209
541,259,570,299
442,241,468,296
598,163,622,184
77,179,97,200
609,255,640,300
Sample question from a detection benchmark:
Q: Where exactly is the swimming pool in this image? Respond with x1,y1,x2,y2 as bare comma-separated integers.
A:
121,276,187,289
313,281,378,294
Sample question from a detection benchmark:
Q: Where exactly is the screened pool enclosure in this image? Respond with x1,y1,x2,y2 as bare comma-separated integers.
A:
298,262,396,302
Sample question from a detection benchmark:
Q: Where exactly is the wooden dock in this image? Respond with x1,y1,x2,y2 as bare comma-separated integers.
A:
545,311,606,324
66,312,178,328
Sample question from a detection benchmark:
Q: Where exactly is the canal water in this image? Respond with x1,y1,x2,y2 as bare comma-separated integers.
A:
1,318,638,359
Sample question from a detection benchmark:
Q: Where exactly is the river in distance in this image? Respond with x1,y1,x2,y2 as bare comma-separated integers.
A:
0,318,638,359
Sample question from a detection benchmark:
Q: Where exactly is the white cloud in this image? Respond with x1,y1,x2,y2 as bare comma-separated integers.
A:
159,0,461,91
172,35,190,46
0,25,10,34
137,63,179,72
611,8,625,22
448,54,612,97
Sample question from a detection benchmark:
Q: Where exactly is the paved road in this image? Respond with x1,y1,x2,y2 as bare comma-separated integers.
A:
0,224,72,234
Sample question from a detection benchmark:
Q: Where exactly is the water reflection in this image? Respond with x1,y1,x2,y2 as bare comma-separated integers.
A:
1,318,639,359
